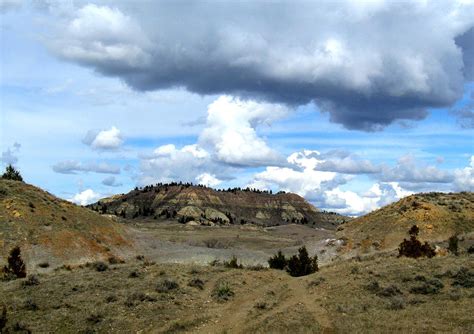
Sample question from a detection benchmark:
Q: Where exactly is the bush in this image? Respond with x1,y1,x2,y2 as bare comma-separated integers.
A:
92,261,108,272
286,246,318,277
188,278,205,290
212,281,234,301
22,275,40,287
268,250,288,270
410,279,444,295
448,235,459,256
451,267,474,288
156,279,179,292
2,246,26,279
467,245,474,254
1,164,23,182
398,225,435,258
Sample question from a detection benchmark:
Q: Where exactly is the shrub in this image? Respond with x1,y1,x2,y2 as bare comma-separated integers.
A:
398,225,435,258
286,246,318,277
451,267,474,288
377,285,402,297
448,235,459,256
107,256,125,265
387,296,406,310
224,256,243,269
92,261,108,272
188,278,205,290
24,298,38,311
0,305,6,332
156,279,179,292
1,164,23,182
22,275,40,287
468,246,474,254
410,279,444,295
268,250,288,270
212,281,234,301
2,246,26,279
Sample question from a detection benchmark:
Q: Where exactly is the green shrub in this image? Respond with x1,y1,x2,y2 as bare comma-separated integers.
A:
286,246,318,277
268,250,288,270
212,281,234,301
448,235,459,256
2,246,26,279
1,164,23,182
156,279,179,292
398,225,435,258
410,279,444,295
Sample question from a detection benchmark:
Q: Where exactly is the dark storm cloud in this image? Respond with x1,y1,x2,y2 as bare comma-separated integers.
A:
46,1,474,131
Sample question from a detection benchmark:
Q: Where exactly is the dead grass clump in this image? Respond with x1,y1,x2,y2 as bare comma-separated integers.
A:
377,285,403,297
107,256,125,265
156,279,179,293
129,270,141,278
307,277,326,288
386,296,406,310
203,239,228,249
105,295,118,303
254,301,267,310
212,281,234,302
86,313,103,324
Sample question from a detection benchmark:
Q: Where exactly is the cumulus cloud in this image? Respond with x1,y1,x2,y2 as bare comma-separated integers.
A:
102,176,122,187
196,173,222,187
44,1,474,130
68,189,102,205
52,160,120,174
453,156,474,191
199,96,288,166
1,142,21,165
82,126,123,150
139,143,232,186
450,91,474,129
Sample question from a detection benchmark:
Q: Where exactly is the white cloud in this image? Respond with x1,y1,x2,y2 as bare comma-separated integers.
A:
83,126,123,150
1,142,21,165
195,173,222,187
454,155,474,191
52,160,120,174
68,188,102,205
199,95,289,166
51,4,150,68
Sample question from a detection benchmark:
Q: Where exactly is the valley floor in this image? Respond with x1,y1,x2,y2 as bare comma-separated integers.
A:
1,253,473,333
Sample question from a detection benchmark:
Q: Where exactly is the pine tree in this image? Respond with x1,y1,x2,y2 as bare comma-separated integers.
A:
1,164,23,182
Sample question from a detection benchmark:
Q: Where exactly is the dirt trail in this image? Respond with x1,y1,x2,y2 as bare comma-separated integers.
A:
192,270,334,333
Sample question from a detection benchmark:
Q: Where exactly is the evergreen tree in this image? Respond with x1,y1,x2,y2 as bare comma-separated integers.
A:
1,164,23,182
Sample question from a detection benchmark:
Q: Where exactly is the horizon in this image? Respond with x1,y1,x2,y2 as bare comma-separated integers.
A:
1,1,473,217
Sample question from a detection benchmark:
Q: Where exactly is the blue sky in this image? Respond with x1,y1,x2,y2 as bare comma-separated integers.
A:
1,1,473,216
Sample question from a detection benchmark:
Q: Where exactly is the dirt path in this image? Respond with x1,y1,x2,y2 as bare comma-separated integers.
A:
191,270,334,333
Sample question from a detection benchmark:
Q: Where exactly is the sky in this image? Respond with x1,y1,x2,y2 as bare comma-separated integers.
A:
0,0,473,216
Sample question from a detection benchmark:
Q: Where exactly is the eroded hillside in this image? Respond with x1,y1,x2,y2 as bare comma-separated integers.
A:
0,180,134,269
90,184,349,229
338,192,474,253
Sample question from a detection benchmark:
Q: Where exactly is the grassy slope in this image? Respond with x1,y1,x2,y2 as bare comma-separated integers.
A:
0,180,133,269
1,253,473,333
338,192,474,252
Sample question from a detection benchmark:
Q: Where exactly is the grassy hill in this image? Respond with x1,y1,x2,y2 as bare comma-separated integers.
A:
89,183,349,229
0,180,134,270
338,192,474,253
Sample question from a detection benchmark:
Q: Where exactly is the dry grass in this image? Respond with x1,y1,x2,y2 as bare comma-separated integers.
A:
1,252,473,333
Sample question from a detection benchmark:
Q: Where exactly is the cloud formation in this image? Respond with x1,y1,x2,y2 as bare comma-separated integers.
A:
1,142,21,165
83,126,123,150
45,1,474,130
52,160,120,174
102,176,123,187
68,189,102,206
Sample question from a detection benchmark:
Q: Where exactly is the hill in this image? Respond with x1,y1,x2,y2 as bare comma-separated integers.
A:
89,183,349,229
338,192,474,253
0,179,134,270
